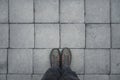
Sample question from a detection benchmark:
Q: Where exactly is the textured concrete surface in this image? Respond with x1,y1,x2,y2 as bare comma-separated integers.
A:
7,75,31,80
33,49,50,74
85,0,110,23
0,75,6,80
35,24,59,48
84,75,109,80
112,24,120,48
110,75,120,80
35,0,59,23
60,0,84,23
70,49,84,74
86,24,110,48
0,0,120,79
0,24,8,48
85,49,110,74
111,0,120,23
0,49,7,73
111,49,120,74
8,49,32,73
10,24,34,48
9,0,33,23
0,0,8,23
61,24,85,48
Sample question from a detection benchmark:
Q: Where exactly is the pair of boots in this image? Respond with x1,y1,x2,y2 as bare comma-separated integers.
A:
50,48,71,68
41,48,80,80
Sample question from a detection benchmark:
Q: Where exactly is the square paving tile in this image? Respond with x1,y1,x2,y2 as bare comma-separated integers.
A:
35,0,59,23
60,0,84,23
8,49,32,73
111,0,120,23
33,49,51,74
70,49,84,74
110,75,120,80
7,75,31,80
10,24,34,48
0,0,8,23
9,0,33,23
85,49,110,74
85,0,110,23
84,75,109,80
0,24,9,48
86,24,110,48
112,24,120,48
35,24,59,48
0,75,6,80
111,49,120,74
61,24,85,48
0,49,7,73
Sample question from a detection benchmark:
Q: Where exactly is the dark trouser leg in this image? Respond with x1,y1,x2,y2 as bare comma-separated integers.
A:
59,66,80,80
41,67,61,80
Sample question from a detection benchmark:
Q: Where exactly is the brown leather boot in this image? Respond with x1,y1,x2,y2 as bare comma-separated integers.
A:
61,48,72,68
50,48,60,67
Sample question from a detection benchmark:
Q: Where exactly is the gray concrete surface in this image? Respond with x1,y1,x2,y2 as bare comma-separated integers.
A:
9,0,33,23
8,49,32,73
85,0,110,23
0,49,7,73
85,49,110,74
0,0,8,23
35,0,59,23
110,75,120,80
60,0,84,23
0,24,8,48
0,0,120,80
86,24,110,48
111,0,120,23
84,75,109,80
0,75,6,80
61,24,85,48
7,75,31,80
35,24,59,48
10,24,34,48
112,24,120,48
111,49,120,74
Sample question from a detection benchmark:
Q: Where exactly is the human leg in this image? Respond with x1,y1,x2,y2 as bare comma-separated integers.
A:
41,67,61,80
60,48,80,80
60,66,80,80
41,49,61,80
